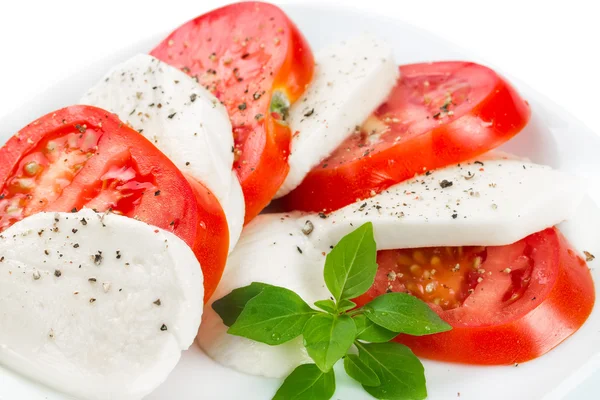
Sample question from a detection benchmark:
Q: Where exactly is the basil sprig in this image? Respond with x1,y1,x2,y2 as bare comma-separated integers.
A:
213,222,451,399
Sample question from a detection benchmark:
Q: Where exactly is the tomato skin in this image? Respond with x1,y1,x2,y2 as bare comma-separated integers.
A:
236,110,294,224
186,177,229,300
355,228,595,365
151,1,314,223
0,106,228,301
282,62,531,213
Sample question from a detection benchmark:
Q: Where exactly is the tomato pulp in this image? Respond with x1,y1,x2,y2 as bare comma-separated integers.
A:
0,106,229,301
282,61,531,213
151,1,314,223
355,228,595,364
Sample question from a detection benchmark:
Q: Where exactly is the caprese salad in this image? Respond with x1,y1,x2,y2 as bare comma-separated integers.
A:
0,2,594,400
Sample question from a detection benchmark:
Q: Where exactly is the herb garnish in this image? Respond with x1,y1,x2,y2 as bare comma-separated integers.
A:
213,222,451,400
269,90,290,123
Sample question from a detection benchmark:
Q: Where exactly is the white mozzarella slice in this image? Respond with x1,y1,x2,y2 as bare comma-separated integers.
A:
198,155,585,379
222,172,245,253
81,54,244,251
275,35,399,198
0,210,203,400
197,214,327,379
305,156,585,251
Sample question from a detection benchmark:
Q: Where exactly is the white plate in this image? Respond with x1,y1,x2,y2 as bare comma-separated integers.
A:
0,4,599,400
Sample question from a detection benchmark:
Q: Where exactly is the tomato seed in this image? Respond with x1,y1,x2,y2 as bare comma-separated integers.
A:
413,250,426,264
410,264,422,276
24,161,40,176
397,254,413,266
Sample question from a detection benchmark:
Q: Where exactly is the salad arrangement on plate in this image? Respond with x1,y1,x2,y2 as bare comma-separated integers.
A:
0,2,595,399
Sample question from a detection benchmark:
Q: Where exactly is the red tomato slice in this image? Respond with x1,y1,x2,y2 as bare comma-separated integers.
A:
282,62,531,213
0,106,228,301
150,1,314,223
354,228,595,365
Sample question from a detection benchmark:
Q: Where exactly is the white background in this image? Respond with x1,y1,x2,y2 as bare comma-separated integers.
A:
0,0,598,399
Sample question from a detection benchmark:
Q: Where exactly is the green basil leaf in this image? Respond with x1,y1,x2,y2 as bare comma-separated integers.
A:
343,354,380,387
314,300,337,314
212,282,273,327
314,299,356,314
363,292,451,335
228,286,316,345
356,342,427,400
272,364,335,400
303,314,356,372
337,299,357,313
353,314,398,343
324,222,377,302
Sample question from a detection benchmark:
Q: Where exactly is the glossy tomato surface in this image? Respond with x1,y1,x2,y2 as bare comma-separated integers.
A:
151,1,314,223
355,228,595,365
0,106,228,300
282,61,531,213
